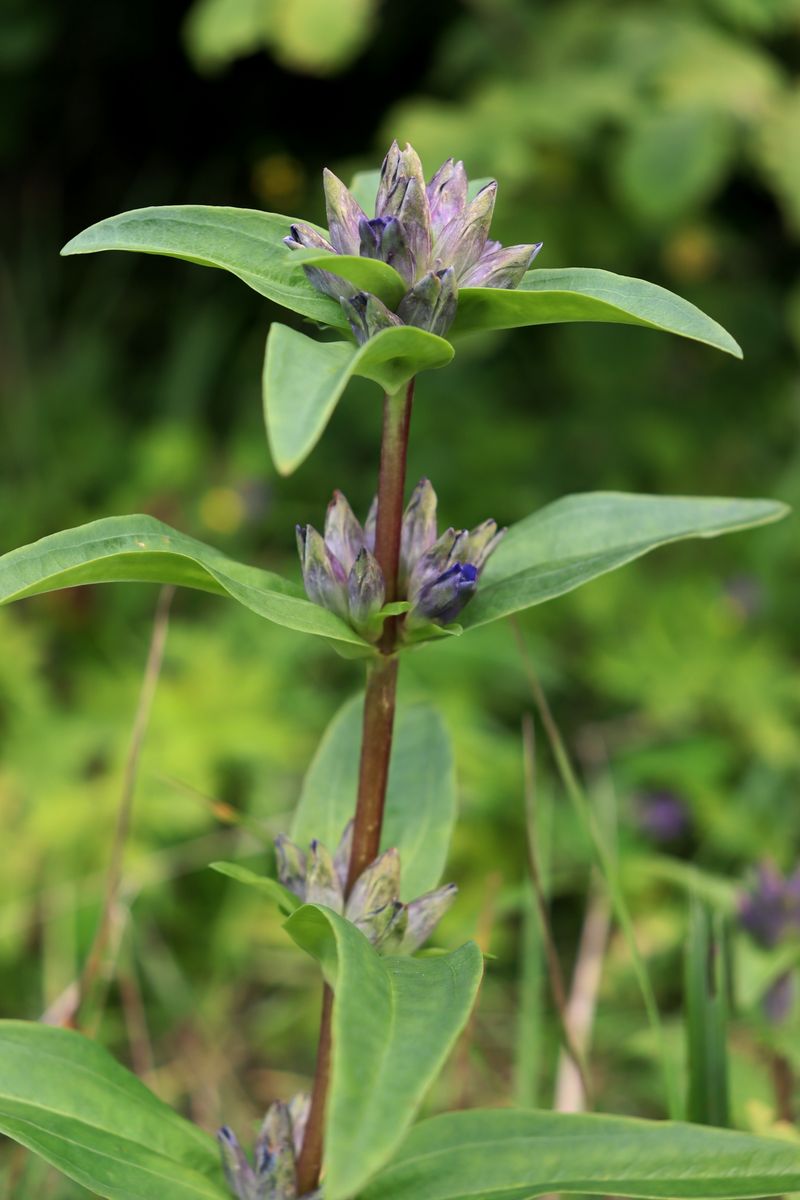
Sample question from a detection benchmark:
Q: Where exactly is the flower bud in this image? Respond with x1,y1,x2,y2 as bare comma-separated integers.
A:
407,527,459,602
296,524,349,620
305,840,344,912
324,490,365,575
255,1101,297,1199
340,292,403,346
283,222,334,254
359,216,415,286
410,562,479,626
397,267,458,336
217,1127,257,1200
275,834,307,899
462,518,506,570
288,1093,310,1159
402,883,458,953
348,548,386,639
435,180,497,279
399,478,438,590
461,241,542,289
323,167,367,256
345,847,401,923
426,158,468,235
333,820,354,890
354,898,407,949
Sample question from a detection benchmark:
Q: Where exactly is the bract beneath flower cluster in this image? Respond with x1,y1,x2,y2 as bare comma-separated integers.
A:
285,140,542,342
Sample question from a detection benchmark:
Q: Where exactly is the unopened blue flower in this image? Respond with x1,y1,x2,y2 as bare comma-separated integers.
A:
284,140,542,343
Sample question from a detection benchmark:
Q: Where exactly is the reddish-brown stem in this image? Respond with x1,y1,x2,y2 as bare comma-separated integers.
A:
295,381,414,1195
294,985,334,1197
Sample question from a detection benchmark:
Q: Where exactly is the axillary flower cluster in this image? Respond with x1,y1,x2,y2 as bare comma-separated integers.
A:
296,478,505,643
285,140,542,343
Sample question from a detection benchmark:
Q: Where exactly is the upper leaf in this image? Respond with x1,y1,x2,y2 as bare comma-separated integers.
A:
62,205,349,329
0,1020,226,1200
284,904,483,1200
463,492,788,630
263,322,454,475
361,1108,800,1200
451,266,742,357
0,514,369,649
291,693,457,899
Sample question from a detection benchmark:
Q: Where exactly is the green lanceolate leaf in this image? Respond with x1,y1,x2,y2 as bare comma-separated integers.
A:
452,267,742,357
284,904,483,1200
61,205,349,329
263,323,453,475
362,1108,800,1200
464,493,788,630
0,514,369,649
291,694,456,898
0,1020,226,1200
209,862,301,915
289,248,408,308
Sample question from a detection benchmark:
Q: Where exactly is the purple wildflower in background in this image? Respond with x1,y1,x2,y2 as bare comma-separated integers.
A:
738,862,800,1025
636,790,690,844
285,141,542,343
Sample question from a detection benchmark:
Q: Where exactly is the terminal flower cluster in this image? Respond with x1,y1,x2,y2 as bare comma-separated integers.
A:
285,140,542,342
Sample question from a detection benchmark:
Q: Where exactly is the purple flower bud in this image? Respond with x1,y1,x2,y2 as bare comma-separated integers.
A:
354,898,407,949
340,291,403,346
306,839,344,912
333,820,354,890
407,527,460,601
323,168,367,256
254,1101,297,1198
348,548,386,639
217,1127,257,1200
358,216,415,286
397,267,458,336
274,834,307,899
461,518,506,570
363,495,378,552
460,241,543,289
402,882,458,953
426,158,468,236
283,222,335,254
345,847,401,923
376,142,425,221
288,1093,310,1159
399,478,439,590
324,490,365,575
435,180,497,279
296,524,349,620
411,562,479,626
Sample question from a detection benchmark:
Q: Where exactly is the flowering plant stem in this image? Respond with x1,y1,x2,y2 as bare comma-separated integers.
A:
295,379,415,1195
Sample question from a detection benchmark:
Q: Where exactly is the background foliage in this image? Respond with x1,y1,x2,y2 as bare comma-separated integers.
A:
1,0,799,1193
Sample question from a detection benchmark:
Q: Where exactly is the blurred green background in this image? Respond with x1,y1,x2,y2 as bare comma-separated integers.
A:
2,0,800,1193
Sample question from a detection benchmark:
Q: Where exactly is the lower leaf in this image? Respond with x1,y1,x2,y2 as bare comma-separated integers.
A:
361,1108,800,1200
0,1020,226,1200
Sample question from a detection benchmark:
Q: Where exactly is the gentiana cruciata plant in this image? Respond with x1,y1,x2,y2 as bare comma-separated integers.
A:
0,139,795,1200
